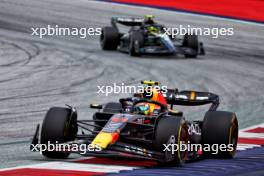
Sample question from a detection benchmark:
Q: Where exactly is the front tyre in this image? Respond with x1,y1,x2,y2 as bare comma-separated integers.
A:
40,107,77,159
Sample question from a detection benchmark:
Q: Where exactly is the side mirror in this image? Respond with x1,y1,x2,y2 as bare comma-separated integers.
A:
90,104,103,109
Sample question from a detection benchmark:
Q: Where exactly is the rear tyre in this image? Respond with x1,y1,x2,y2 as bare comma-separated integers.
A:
129,31,144,56
202,111,238,158
100,27,119,50
154,116,188,166
183,34,198,58
40,107,77,159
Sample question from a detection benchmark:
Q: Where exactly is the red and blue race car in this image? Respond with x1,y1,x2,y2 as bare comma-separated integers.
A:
31,80,238,166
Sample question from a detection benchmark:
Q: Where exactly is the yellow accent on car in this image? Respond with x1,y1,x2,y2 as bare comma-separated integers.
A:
144,15,155,19
141,80,160,86
91,132,113,149
190,91,196,100
147,26,158,33
149,88,159,113
177,125,182,161
228,116,236,155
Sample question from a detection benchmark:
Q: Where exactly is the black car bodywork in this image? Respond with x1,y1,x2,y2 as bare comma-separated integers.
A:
31,82,238,166
100,17,205,58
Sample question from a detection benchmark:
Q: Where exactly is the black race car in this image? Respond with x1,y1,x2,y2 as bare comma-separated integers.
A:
31,81,238,166
100,16,205,58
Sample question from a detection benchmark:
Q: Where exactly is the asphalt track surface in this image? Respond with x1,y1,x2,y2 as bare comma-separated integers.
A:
0,0,263,169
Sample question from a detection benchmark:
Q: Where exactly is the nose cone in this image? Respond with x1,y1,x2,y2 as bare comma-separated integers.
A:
91,132,119,149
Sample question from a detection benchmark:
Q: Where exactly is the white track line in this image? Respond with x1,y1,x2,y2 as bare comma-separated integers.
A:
29,162,137,173
239,131,264,139
0,123,263,172
0,162,138,173
237,144,261,151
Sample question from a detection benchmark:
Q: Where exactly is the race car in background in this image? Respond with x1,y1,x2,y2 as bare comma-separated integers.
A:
31,81,238,166
100,15,205,58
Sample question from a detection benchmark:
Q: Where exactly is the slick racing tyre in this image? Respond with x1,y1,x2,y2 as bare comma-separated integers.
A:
154,116,188,166
40,107,77,159
202,111,238,158
183,34,198,58
129,31,144,56
100,26,119,50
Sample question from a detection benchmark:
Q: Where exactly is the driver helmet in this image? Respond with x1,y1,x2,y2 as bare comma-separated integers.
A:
144,15,155,24
147,26,159,33
134,102,150,115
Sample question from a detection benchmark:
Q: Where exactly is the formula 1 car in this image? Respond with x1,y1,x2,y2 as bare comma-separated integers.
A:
100,16,205,58
31,81,238,166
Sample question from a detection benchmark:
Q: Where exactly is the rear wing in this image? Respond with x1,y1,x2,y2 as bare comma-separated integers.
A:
111,17,144,27
164,89,219,111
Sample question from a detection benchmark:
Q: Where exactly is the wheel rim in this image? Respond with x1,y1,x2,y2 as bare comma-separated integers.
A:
178,124,189,161
229,121,238,156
